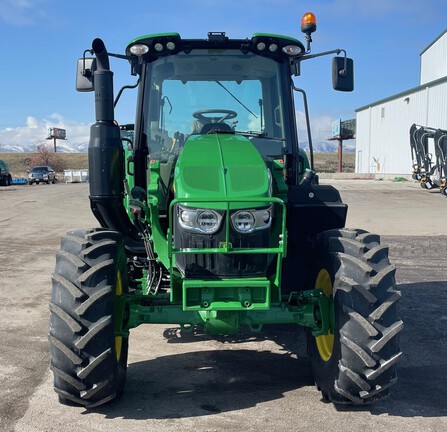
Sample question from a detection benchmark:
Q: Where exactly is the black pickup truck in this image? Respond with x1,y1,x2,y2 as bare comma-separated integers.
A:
0,160,12,186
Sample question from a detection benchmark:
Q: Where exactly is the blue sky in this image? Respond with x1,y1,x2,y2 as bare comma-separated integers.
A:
1,0,446,150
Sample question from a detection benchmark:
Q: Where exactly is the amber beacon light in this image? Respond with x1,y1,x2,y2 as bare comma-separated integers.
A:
301,12,317,51
301,12,317,34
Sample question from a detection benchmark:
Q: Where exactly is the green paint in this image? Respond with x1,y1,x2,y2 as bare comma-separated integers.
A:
127,32,180,49
182,278,271,311
174,134,270,209
122,288,330,336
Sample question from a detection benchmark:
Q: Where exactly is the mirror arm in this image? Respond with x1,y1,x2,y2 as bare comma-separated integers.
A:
114,78,140,108
82,49,94,77
299,48,342,62
293,48,348,77
107,52,139,76
81,50,134,78
108,52,133,61
337,49,348,77
291,83,315,172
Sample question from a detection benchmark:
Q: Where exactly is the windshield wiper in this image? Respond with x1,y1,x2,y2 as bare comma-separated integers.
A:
215,81,258,118
235,130,286,141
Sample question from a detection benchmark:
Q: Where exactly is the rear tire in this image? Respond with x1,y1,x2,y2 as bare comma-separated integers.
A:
49,228,129,408
307,229,403,404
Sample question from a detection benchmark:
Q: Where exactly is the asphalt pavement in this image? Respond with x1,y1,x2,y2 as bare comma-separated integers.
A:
0,179,446,432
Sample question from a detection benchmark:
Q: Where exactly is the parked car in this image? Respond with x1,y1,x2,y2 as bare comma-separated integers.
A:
0,160,12,186
28,166,56,185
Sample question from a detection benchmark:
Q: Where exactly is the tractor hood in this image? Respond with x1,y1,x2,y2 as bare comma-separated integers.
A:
174,134,270,209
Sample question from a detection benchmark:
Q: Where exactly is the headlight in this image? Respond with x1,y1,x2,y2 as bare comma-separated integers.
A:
232,211,255,233
178,205,223,234
129,43,149,56
231,206,272,234
282,44,303,56
197,211,220,233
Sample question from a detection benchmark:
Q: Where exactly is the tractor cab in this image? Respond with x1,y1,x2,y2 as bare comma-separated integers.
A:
131,32,298,169
127,32,307,228
124,30,352,193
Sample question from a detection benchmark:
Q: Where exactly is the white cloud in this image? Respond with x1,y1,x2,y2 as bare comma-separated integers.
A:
0,111,351,153
245,110,335,142
0,114,90,151
0,0,47,26
296,111,335,143
26,116,38,129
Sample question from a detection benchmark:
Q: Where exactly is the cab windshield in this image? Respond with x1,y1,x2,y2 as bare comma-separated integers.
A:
143,49,290,160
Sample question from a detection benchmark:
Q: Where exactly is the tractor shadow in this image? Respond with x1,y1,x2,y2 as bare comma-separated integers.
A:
96,325,313,420
92,280,447,419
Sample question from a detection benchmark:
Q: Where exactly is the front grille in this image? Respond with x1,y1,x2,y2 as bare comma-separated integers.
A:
174,218,270,278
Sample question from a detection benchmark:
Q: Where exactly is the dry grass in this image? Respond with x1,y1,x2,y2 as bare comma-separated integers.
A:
0,151,355,178
313,152,355,173
0,153,88,177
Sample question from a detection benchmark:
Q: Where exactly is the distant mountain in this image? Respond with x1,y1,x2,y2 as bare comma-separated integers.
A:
300,140,356,153
0,140,356,154
0,142,88,153
50,142,89,153
0,144,32,153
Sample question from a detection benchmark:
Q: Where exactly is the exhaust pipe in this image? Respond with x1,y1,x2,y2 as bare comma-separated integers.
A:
88,38,140,242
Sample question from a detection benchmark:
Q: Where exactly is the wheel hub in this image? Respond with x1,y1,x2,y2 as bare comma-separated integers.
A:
315,268,334,362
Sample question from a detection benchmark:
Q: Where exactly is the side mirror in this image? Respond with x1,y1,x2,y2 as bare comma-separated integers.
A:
76,58,96,92
332,57,354,92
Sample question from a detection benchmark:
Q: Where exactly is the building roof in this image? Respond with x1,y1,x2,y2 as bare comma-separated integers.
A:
355,75,447,112
356,28,447,113
420,28,447,56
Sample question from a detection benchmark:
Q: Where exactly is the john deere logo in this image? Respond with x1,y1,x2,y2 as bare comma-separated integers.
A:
219,242,233,249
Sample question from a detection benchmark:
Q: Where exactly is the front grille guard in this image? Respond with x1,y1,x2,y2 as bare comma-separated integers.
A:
168,197,287,280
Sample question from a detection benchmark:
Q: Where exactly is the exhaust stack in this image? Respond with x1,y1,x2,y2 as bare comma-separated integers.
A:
88,38,139,241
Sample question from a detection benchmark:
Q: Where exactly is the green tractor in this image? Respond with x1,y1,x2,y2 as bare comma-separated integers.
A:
49,13,402,408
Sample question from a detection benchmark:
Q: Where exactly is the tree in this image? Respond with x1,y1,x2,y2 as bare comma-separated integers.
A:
29,144,66,172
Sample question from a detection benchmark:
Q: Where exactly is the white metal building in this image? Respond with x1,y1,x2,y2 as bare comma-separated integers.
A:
355,29,447,175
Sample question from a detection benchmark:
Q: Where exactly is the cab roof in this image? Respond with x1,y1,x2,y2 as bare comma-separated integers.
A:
125,32,305,61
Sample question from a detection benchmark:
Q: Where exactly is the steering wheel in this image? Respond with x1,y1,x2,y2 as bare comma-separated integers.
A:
193,109,237,123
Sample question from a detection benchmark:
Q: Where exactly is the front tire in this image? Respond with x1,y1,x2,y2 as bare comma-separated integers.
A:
307,229,403,404
49,228,129,408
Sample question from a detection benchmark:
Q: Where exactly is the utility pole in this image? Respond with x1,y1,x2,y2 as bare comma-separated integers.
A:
47,128,67,152
338,138,343,173
329,119,356,173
